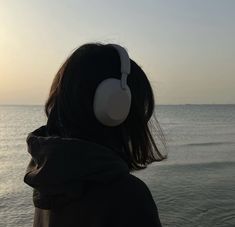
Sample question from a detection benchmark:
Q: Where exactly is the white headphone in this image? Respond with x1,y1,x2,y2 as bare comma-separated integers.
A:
93,44,131,127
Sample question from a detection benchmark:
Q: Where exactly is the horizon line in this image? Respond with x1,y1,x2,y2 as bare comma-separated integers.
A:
1,103,235,106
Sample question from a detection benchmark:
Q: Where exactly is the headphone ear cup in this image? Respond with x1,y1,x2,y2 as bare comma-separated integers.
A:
93,78,131,126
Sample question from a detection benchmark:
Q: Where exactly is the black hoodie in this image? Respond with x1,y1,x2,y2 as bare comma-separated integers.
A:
24,126,162,227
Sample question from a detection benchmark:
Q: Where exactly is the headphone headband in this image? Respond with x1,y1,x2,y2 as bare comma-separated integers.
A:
109,44,131,75
109,44,130,89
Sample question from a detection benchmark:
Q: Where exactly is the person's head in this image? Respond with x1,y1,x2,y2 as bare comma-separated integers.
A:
45,43,166,170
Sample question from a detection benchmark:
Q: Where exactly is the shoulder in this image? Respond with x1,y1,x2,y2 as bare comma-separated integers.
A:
112,173,156,206
118,173,152,194
110,173,162,226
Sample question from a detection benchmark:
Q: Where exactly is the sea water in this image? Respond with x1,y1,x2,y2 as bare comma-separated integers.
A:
0,105,234,227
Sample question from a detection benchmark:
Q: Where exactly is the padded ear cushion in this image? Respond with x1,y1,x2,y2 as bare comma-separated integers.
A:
93,78,131,126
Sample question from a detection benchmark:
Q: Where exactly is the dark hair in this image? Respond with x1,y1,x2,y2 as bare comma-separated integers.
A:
45,43,166,170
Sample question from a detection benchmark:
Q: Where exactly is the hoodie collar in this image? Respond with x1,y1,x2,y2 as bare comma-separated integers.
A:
24,126,129,208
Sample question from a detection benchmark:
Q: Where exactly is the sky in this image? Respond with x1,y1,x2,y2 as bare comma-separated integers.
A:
0,0,234,105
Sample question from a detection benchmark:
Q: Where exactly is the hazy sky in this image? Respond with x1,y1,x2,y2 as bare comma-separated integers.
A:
0,0,234,105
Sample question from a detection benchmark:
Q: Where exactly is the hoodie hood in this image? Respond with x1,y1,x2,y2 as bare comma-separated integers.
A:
24,126,129,209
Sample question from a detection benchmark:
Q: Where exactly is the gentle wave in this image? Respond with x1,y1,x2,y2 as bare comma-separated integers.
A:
136,160,235,227
153,160,235,169
183,141,235,147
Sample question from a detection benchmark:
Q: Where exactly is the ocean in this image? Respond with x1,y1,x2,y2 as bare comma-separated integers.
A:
0,105,234,227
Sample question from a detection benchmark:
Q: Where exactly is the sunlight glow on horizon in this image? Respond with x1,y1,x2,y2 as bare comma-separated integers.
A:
0,0,235,105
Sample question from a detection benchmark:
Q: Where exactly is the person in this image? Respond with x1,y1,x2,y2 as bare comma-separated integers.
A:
24,43,166,227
